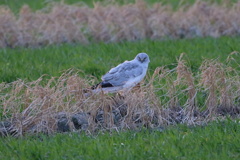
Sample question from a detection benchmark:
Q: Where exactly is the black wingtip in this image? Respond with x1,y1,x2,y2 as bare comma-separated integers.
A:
91,82,113,90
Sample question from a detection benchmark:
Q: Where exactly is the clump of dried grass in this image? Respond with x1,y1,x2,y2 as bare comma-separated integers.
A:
176,53,196,121
1,1,240,48
0,54,239,136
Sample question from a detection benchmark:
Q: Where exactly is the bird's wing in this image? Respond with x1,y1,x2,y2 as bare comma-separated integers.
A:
101,60,143,86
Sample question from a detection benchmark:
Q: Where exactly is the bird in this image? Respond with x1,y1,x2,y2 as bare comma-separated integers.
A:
90,53,150,94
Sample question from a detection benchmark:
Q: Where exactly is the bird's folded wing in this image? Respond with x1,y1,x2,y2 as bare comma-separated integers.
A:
101,61,143,86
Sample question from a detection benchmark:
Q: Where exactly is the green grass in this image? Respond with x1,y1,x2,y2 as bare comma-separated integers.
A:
0,1,239,159
0,0,239,14
0,120,239,160
0,36,239,83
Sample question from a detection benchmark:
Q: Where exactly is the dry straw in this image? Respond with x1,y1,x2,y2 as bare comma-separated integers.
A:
0,55,239,136
1,0,240,48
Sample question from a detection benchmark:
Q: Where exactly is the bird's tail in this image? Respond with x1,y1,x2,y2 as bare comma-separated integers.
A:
91,81,114,90
84,82,123,97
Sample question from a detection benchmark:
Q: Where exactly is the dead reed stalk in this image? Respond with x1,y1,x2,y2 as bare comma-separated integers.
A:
1,1,240,47
200,59,234,117
0,56,240,136
176,53,196,120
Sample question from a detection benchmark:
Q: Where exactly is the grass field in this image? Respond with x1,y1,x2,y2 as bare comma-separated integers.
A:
0,36,239,160
1,36,239,83
1,0,237,12
0,0,185,13
0,1,240,159
0,120,239,160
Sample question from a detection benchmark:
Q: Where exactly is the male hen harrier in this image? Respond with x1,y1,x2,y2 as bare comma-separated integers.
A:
90,53,150,94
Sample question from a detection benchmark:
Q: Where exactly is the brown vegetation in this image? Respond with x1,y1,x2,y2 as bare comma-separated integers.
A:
0,54,239,136
1,1,240,48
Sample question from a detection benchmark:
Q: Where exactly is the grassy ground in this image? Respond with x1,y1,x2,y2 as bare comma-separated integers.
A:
0,1,240,159
0,0,239,14
0,120,239,160
1,36,239,83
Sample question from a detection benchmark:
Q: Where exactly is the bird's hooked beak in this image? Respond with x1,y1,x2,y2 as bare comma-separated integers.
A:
137,56,149,63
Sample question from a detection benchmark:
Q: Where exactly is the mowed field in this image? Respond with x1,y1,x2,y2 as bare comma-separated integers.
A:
0,0,240,160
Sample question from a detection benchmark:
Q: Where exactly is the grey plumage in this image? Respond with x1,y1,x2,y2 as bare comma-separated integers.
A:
102,62,142,86
92,53,150,93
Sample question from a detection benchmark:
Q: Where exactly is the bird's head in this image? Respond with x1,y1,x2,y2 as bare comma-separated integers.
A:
135,53,150,63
